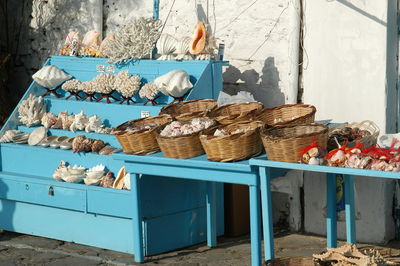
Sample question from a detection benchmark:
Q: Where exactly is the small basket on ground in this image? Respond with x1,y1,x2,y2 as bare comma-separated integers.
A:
156,118,216,159
200,121,264,162
159,99,217,121
255,104,316,127
112,114,172,155
327,120,379,151
208,102,263,125
261,124,328,162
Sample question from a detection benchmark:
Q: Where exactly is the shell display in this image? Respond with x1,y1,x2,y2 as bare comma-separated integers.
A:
100,171,115,188
139,82,160,100
160,118,215,137
189,22,207,55
78,81,97,95
69,111,89,132
41,112,57,128
154,70,193,98
92,73,115,94
0,130,21,143
114,70,141,98
175,37,193,60
102,17,162,63
32,65,72,88
18,94,46,127
156,34,177,60
61,79,81,92
28,127,47,146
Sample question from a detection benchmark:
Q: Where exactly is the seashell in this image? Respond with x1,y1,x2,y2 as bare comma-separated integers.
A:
28,126,47,146
52,160,67,181
12,132,30,144
156,34,177,60
67,165,86,175
72,135,91,153
69,111,88,132
100,171,115,188
18,94,46,127
85,115,105,133
153,70,193,98
175,37,193,60
91,139,106,153
123,172,131,190
50,136,69,149
98,145,114,155
62,114,75,130
51,111,67,129
99,34,115,52
113,166,126,190
59,137,74,150
189,22,207,55
0,130,22,143
32,65,72,88
41,112,57,128
82,30,101,48
61,165,86,183
139,82,160,100
84,164,105,185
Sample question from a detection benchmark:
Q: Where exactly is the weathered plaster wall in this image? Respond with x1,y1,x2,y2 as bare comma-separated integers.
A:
302,0,397,243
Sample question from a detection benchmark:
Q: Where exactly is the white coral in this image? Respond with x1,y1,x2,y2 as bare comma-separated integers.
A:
18,94,46,127
114,70,140,98
92,73,115,94
103,17,162,63
84,115,110,133
61,79,81,92
139,82,159,100
78,81,96,95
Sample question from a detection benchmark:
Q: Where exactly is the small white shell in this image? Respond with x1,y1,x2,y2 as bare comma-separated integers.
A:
32,65,72,88
157,34,177,60
154,70,193,98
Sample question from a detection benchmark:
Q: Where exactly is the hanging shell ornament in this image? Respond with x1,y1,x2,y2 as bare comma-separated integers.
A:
18,94,47,127
156,34,177,60
32,65,72,89
175,37,193,60
154,70,193,102
189,22,207,55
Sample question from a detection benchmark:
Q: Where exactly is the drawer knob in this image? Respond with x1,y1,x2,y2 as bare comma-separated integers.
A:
48,186,54,196
25,184,29,191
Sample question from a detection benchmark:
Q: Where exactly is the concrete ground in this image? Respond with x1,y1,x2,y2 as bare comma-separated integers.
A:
0,231,400,265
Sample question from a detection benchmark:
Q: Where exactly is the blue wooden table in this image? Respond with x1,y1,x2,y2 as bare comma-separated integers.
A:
114,152,263,266
250,157,400,261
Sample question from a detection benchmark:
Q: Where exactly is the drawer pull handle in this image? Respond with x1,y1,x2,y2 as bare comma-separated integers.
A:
25,184,29,191
48,186,54,196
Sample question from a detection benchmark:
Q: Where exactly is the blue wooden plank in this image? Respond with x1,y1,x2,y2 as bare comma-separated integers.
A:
131,173,144,262
259,167,274,261
326,173,337,248
250,158,400,179
206,181,217,247
249,183,262,266
344,174,356,243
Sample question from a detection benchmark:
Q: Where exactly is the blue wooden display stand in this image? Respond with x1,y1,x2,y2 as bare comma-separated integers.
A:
0,56,227,258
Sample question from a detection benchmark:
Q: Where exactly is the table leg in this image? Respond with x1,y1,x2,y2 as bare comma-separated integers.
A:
206,181,217,247
259,167,274,261
131,173,144,262
249,183,262,266
326,173,337,248
344,174,356,244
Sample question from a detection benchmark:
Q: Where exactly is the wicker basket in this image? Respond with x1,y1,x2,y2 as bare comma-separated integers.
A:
261,124,328,162
328,120,379,151
159,99,217,121
113,114,172,155
200,121,264,162
208,102,263,125
156,119,216,159
256,104,316,127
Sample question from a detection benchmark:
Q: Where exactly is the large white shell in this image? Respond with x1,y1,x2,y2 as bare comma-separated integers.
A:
153,70,193,98
18,94,46,127
32,65,72,88
175,37,193,60
157,34,177,60
28,126,47,146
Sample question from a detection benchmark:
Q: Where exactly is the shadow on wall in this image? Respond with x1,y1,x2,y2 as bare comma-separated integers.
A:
222,57,285,108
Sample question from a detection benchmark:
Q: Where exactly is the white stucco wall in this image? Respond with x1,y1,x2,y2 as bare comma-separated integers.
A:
302,0,398,243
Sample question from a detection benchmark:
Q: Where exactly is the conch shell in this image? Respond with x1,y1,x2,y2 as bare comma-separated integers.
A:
32,65,72,88
156,34,177,60
154,70,193,98
113,166,131,190
175,37,193,60
189,22,207,55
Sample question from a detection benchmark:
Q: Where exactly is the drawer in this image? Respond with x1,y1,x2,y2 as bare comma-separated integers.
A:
87,189,131,218
0,178,86,212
